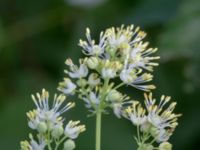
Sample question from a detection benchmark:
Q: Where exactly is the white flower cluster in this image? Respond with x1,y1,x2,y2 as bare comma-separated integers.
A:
123,93,181,150
22,25,181,150
20,89,85,150
58,25,159,116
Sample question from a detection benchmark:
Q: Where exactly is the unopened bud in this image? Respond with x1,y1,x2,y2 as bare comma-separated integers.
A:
87,57,99,69
159,142,172,150
52,125,64,139
64,139,76,150
107,90,122,102
150,127,159,138
37,122,47,133
77,79,87,87
137,144,154,150
140,121,152,133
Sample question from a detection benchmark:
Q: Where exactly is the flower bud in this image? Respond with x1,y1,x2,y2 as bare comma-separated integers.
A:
140,121,152,133
137,144,154,150
37,122,47,133
87,57,99,69
88,73,100,86
150,126,159,138
159,142,172,150
52,125,64,139
64,139,76,150
106,47,116,57
107,90,122,102
77,79,87,87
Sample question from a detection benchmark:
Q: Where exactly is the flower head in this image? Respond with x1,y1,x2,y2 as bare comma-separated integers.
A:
58,78,77,95
120,68,155,91
79,28,106,57
65,120,86,139
144,93,181,142
20,134,46,150
144,93,181,130
65,59,88,78
124,101,147,126
27,89,75,130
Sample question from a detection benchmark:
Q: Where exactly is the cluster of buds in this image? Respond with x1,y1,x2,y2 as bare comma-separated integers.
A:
58,25,159,116
20,89,85,150
123,93,181,150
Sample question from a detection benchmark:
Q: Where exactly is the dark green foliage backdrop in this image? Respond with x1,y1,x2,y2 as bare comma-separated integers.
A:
0,0,200,149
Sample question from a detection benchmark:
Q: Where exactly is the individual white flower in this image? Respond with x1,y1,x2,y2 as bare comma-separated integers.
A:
124,101,147,126
156,129,173,143
64,120,86,139
112,103,123,118
120,67,155,91
65,59,88,78
129,42,160,71
120,68,136,83
106,25,145,50
79,28,106,56
20,134,46,150
58,78,77,95
82,91,100,109
30,137,46,150
101,67,116,79
112,99,133,118
27,89,75,130
144,93,181,130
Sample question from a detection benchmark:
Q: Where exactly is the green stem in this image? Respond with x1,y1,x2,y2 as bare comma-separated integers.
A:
55,136,68,150
113,82,125,90
95,78,109,150
95,111,102,150
137,125,141,143
46,130,52,150
47,140,52,150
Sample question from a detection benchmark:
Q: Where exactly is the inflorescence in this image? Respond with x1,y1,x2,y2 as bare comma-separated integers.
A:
20,89,85,150
21,25,180,150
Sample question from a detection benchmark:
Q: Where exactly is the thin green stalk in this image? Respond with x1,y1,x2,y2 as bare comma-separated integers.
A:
95,78,109,150
95,111,102,150
137,125,141,143
47,139,52,150
55,136,68,150
47,131,52,150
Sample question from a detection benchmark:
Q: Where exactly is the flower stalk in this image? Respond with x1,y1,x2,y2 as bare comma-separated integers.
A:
95,111,102,150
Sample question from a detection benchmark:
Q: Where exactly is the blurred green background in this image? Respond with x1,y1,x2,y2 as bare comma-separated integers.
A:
0,0,200,149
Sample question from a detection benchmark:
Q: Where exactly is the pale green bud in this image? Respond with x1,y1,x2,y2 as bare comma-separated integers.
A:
107,90,122,102
106,47,116,57
52,125,64,139
64,139,76,150
137,144,154,150
140,121,152,133
77,79,87,87
87,57,99,69
37,122,47,133
150,126,159,137
159,142,172,150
